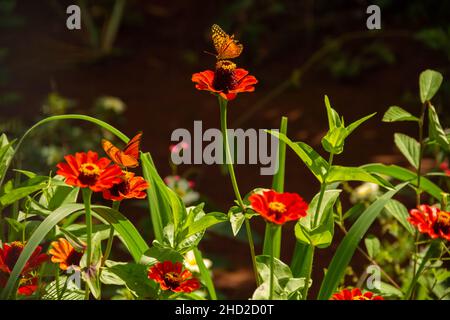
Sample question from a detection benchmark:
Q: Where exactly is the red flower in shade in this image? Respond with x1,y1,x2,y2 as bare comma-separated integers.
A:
249,189,308,225
56,151,122,192
439,160,450,176
0,242,48,296
330,288,384,300
148,261,201,293
49,238,84,271
408,205,450,241
102,171,149,201
192,60,257,101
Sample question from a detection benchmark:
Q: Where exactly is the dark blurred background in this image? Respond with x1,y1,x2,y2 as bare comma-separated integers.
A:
0,0,449,298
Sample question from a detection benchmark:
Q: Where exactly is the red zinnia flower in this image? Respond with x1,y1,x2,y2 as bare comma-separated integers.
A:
439,160,450,176
192,60,257,101
408,204,450,241
0,241,48,296
249,189,308,225
148,261,201,293
49,238,84,271
330,288,384,300
56,151,122,192
102,171,149,201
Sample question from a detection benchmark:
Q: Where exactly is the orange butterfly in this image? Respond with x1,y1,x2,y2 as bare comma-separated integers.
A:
102,132,142,168
211,24,243,60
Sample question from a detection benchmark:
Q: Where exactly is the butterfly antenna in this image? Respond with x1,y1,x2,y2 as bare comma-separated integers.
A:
203,50,217,58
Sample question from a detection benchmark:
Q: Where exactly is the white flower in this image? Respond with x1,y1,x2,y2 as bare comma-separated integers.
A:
350,182,380,204
97,96,126,114
164,175,200,205
184,250,212,273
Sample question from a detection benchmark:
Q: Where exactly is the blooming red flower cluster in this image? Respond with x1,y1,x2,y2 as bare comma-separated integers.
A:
439,160,450,176
330,288,384,300
249,189,308,225
408,204,450,241
57,150,149,202
148,261,201,293
0,242,48,296
192,60,257,101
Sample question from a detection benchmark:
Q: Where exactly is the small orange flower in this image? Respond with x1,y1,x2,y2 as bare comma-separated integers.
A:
56,151,122,192
148,261,201,293
408,204,450,241
49,238,84,271
331,288,384,300
0,241,48,296
102,171,149,201
249,189,308,225
192,60,257,101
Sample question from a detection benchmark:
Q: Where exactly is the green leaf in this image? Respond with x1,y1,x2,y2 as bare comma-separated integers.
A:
364,235,380,259
186,212,228,237
0,134,15,181
321,127,347,154
394,133,420,169
428,104,450,151
324,95,342,129
140,241,184,266
229,206,245,236
363,163,443,200
373,281,404,299
419,69,443,103
141,152,170,242
382,106,418,122
42,276,84,300
345,112,377,136
101,261,157,299
295,189,341,248
317,183,406,300
384,199,415,235
80,232,102,300
0,176,48,208
253,255,306,300
268,130,328,182
327,165,389,186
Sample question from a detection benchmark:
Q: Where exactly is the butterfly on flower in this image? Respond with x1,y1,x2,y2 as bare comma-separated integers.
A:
102,132,142,168
211,24,243,60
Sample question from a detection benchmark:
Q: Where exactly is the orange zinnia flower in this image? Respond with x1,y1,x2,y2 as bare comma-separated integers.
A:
49,238,84,271
249,189,308,225
102,171,149,201
192,60,257,101
148,261,201,293
56,151,122,192
408,204,450,241
331,288,384,300
0,241,48,296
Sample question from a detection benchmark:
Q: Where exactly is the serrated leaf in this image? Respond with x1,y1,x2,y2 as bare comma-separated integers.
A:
394,133,420,169
428,104,449,151
382,106,418,122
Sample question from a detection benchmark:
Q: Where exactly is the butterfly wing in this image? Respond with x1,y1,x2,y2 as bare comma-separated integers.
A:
102,139,122,165
211,24,243,60
102,132,142,168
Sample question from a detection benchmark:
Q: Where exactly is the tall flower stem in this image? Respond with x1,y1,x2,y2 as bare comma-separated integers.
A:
269,223,280,300
219,96,259,285
102,201,120,267
410,101,428,299
82,188,93,300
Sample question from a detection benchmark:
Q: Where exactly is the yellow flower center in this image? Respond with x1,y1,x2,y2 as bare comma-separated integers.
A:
352,295,370,300
216,60,236,72
123,171,133,181
268,201,287,213
437,211,450,227
79,163,100,176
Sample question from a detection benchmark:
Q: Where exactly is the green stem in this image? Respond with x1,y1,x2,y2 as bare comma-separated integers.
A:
193,247,217,300
102,201,119,267
219,96,259,286
411,101,428,299
313,152,334,228
301,246,314,300
269,224,279,300
82,188,93,300
100,0,126,54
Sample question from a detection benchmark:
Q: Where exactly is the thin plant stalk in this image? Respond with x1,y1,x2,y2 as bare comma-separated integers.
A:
100,0,127,54
218,96,259,285
269,223,279,300
82,188,93,300
102,201,120,267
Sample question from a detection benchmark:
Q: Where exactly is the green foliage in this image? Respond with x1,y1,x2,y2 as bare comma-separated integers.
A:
419,69,443,103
